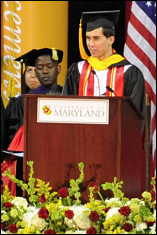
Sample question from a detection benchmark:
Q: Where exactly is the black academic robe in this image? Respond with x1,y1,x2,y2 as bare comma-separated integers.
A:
5,96,24,148
62,60,146,116
1,97,7,164
5,84,63,146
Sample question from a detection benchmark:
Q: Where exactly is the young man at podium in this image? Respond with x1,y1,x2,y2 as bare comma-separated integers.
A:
62,10,146,117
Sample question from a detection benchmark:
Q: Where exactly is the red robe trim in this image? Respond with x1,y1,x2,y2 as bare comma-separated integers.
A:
79,61,94,96
79,61,124,96
106,66,124,96
1,159,17,196
8,125,24,152
1,125,24,197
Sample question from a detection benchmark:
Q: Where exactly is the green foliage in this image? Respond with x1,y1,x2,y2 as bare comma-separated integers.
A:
101,176,124,199
1,162,156,234
68,162,84,205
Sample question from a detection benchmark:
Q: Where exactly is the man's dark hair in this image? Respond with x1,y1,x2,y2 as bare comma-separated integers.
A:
102,26,115,38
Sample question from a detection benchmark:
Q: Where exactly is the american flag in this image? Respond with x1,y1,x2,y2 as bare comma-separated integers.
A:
124,1,156,178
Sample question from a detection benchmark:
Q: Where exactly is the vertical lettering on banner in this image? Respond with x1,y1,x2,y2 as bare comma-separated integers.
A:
1,1,22,107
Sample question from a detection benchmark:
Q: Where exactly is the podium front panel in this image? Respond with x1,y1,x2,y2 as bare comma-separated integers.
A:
23,95,144,200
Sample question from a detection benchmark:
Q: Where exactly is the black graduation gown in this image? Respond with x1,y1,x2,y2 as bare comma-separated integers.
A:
1,97,7,164
62,60,146,116
5,96,24,148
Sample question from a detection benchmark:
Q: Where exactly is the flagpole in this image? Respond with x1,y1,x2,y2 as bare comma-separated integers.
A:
145,94,150,191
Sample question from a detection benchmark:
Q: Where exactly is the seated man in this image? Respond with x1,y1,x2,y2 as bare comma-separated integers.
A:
28,48,64,94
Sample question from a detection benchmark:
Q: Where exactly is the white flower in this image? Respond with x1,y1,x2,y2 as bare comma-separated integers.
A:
105,198,121,207
74,212,91,230
1,230,8,234
22,208,39,227
105,207,121,220
1,210,6,214
11,197,28,210
64,205,91,230
136,222,147,231
153,209,156,221
65,229,86,234
31,214,47,230
149,223,156,234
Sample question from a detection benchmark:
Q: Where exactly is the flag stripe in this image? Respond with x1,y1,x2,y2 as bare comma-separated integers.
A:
127,22,156,66
125,34,156,79
132,1,156,37
124,1,156,177
130,13,156,50
124,45,156,101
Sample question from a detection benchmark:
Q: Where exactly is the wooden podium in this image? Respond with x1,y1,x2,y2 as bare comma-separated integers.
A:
23,95,145,201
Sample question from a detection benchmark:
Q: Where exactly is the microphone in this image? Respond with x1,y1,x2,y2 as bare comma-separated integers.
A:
106,85,117,96
92,70,100,96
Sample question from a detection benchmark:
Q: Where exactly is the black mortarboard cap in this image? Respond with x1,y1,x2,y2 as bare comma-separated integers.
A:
15,48,63,65
15,49,37,66
82,10,120,31
31,48,64,64
79,10,120,60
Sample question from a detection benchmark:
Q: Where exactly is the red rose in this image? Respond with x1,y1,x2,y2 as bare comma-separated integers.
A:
44,229,56,234
38,207,49,219
119,206,131,216
86,226,97,234
58,187,69,198
1,222,5,230
8,224,18,233
3,202,14,209
147,221,154,227
88,182,99,192
103,207,111,213
39,194,47,203
123,223,133,232
89,211,100,222
65,209,74,219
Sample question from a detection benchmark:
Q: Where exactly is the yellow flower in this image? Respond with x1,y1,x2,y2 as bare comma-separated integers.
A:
94,201,101,206
101,210,105,215
130,204,140,214
1,213,9,222
57,221,62,226
10,209,18,217
57,199,62,207
86,203,91,209
134,214,142,223
146,216,155,222
142,192,152,202
20,220,28,228
113,226,125,234
20,226,39,234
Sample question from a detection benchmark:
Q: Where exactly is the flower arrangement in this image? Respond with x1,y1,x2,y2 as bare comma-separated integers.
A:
1,161,156,234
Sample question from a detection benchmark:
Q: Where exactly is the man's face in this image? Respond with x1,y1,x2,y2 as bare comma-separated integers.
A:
35,55,60,88
86,27,114,60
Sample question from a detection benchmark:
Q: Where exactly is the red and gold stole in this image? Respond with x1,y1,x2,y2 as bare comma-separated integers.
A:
106,66,124,96
79,62,94,96
79,52,125,96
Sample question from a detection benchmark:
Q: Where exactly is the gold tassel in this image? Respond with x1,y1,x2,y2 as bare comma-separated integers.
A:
51,47,58,61
79,19,89,60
